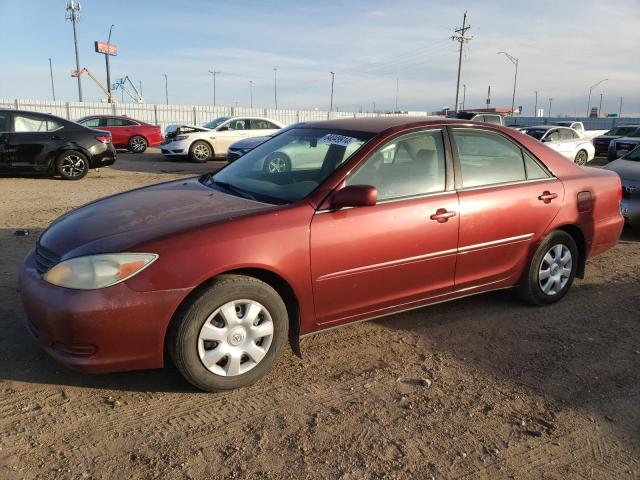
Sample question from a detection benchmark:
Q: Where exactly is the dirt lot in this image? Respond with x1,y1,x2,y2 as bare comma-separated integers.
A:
0,151,639,479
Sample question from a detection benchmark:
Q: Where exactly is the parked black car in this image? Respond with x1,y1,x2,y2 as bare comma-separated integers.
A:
592,124,640,157
227,135,271,162
0,109,116,180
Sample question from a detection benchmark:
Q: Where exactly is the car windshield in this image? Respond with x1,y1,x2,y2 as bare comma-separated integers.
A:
201,127,374,204
623,146,640,161
522,128,548,140
203,117,231,129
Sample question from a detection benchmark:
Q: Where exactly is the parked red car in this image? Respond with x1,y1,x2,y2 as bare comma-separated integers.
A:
76,115,162,153
19,117,623,392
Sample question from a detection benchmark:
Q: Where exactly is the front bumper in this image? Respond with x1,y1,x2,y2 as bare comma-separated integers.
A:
161,139,190,156
19,250,189,374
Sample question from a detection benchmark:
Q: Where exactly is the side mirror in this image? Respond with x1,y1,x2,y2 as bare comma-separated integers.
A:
331,185,377,209
217,126,229,131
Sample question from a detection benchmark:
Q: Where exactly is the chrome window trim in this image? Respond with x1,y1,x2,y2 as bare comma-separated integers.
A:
314,189,454,214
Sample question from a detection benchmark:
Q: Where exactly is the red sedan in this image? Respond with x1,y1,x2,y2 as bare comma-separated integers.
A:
77,115,162,153
19,117,623,391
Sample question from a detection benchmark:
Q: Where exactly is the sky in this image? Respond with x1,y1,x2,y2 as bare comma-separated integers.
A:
0,0,639,116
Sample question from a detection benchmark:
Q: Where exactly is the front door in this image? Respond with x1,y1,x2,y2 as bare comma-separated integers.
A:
215,118,250,154
449,127,563,289
310,128,459,326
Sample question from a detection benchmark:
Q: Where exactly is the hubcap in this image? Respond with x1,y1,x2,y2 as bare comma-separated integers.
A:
267,157,287,173
576,152,587,165
197,299,274,377
538,244,572,295
61,155,86,177
193,144,210,160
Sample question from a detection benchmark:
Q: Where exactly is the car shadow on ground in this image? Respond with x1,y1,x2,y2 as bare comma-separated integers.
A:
109,150,226,176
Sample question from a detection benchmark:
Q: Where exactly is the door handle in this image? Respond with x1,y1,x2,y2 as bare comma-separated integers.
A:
538,191,558,203
430,208,456,223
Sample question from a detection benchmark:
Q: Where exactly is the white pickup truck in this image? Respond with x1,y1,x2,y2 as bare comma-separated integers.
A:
552,121,608,140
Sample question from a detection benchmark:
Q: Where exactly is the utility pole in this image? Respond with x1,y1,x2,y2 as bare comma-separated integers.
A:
619,96,623,117
451,11,472,112
586,78,608,117
48,58,56,101
395,77,399,111
372,101,376,113
486,85,491,108
105,24,115,103
534,90,538,117
548,97,553,117
249,80,253,108
208,69,220,106
138,80,143,98
462,84,466,111
329,72,335,112
163,73,168,105
497,51,518,117
273,68,278,109
598,93,604,117
65,0,83,102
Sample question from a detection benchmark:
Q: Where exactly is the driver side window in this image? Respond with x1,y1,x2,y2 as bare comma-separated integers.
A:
346,130,446,201
226,119,247,130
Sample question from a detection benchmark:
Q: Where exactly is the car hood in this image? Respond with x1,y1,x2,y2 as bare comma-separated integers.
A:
39,177,275,259
603,159,640,181
229,136,271,149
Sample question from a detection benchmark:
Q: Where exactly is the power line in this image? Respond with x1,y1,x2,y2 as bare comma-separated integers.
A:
451,11,472,112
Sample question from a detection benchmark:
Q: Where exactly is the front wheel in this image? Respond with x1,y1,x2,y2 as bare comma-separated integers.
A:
189,141,213,163
517,230,578,305
168,275,289,392
55,150,89,180
128,135,148,153
574,150,588,166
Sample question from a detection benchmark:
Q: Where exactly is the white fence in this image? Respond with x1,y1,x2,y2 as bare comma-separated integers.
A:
505,116,640,130
0,98,429,132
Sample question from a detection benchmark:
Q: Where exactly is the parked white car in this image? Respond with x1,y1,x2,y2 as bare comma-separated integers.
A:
520,126,595,165
161,116,284,162
552,121,608,140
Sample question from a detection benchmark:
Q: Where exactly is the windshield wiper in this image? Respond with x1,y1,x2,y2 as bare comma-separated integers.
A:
212,179,257,201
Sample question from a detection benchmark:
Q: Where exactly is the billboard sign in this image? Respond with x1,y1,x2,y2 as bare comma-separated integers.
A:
95,41,117,56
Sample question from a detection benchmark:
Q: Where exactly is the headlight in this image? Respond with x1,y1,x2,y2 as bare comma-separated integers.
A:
42,253,158,290
175,135,189,141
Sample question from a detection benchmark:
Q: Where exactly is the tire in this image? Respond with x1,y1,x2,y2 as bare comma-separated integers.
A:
517,230,578,306
262,152,291,173
168,275,289,392
128,135,148,153
189,141,213,163
574,150,588,166
55,150,89,180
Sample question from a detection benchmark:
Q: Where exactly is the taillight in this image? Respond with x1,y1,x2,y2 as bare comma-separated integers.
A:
96,135,111,144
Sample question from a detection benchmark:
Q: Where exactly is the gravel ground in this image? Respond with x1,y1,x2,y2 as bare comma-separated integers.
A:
0,151,638,479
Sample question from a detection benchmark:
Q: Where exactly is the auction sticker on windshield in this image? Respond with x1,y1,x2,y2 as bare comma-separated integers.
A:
320,134,357,147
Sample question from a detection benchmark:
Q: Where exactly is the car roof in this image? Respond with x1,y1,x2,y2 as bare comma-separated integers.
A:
294,116,461,133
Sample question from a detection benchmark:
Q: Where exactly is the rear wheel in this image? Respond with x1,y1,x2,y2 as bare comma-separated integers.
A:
168,275,289,392
55,150,89,180
262,152,291,173
574,150,588,166
128,135,148,153
189,141,213,163
517,231,578,305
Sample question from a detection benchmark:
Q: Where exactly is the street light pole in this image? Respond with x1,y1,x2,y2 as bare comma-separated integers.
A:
329,72,335,112
273,68,278,109
534,90,538,117
462,84,466,111
586,78,608,117
48,58,56,101
395,77,400,111
105,24,115,103
65,0,83,102
249,80,253,108
163,73,168,105
497,51,518,117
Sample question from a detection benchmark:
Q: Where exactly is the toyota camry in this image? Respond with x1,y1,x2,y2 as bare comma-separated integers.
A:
19,117,623,392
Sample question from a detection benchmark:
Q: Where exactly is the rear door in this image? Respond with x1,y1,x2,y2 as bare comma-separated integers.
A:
7,113,66,172
310,128,459,326
104,117,135,146
450,127,563,289
249,119,280,137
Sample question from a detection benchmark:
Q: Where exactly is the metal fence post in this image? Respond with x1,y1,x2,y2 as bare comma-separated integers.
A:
193,107,197,125
65,102,71,119
112,103,117,115
14,99,19,109
154,104,158,126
